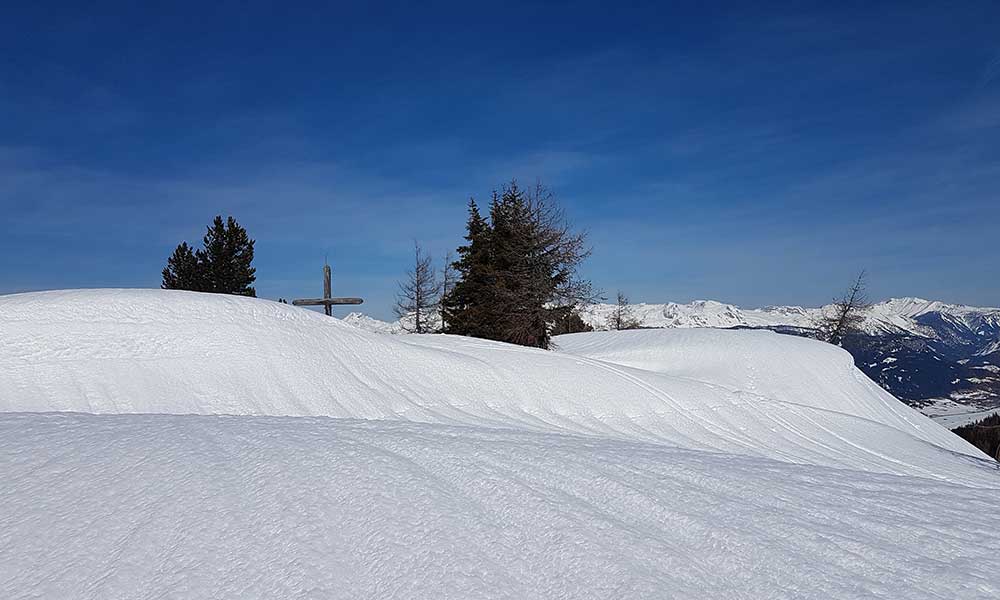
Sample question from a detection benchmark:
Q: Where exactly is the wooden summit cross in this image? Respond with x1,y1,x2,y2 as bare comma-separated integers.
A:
292,263,363,316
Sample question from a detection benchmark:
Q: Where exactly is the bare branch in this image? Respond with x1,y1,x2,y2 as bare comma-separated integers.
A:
817,270,871,345
395,241,441,334
607,290,641,330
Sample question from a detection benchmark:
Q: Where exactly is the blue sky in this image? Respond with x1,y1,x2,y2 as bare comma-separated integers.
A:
2,2,998,318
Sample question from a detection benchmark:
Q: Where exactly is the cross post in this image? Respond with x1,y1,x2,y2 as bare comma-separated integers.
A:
292,263,363,316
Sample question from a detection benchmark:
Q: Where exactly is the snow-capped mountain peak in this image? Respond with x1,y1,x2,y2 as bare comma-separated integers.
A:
658,300,745,328
346,297,1000,344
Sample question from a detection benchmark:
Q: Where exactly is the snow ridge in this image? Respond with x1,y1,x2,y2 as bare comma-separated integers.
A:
0,288,986,478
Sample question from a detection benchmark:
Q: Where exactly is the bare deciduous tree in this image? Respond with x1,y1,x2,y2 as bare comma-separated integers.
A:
607,290,641,331
818,270,871,346
525,181,596,310
395,241,440,334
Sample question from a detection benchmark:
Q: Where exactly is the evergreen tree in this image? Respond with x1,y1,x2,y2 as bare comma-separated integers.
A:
953,413,1000,461
438,250,456,328
161,216,256,297
490,182,547,346
550,309,594,336
442,199,497,339
443,181,593,349
198,216,256,296
161,242,204,291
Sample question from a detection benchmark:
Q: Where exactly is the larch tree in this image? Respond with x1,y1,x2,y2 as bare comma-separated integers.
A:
818,270,871,346
395,241,440,334
607,290,641,330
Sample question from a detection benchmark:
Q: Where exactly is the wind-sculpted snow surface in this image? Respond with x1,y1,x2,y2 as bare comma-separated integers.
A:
0,289,983,479
3,413,1000,600
2,289,1000,599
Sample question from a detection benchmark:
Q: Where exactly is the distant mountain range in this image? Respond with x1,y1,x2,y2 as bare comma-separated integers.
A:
577,297,1000,339
343,297,1000,427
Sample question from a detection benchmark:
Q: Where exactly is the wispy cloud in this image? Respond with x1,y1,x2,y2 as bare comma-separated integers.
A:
975,49,1000,91
0,144,596,316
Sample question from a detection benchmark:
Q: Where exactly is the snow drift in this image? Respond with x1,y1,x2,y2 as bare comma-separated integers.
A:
2,289,999,599
0,289,983,478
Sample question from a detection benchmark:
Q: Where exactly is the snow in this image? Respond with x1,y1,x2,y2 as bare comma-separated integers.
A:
342,309,443,335
573,296,1000,335
2,289,1000,598
579,299,749,329
917,397,1000,428
977,339,1000,356
350,296,1000,340
877,297,1000,320
575,299,815,330
340,310,403,334
4,412,1000,599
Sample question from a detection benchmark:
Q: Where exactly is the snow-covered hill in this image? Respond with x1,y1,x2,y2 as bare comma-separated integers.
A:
2,289,999,599
0,289,979,475
348,297,1000,420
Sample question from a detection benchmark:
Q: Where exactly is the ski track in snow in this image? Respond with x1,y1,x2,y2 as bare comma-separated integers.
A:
3,413,1000,600
1,289,999,599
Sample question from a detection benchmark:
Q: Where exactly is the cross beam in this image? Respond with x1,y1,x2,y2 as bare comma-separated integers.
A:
292,264,364,316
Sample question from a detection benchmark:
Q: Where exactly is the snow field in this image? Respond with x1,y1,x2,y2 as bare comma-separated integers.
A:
2,413,999,599
2,289,999,599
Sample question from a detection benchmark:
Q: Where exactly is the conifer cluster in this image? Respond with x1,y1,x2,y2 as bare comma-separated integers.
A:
162,216,257,297
953,413,1000,461
441,181,593,349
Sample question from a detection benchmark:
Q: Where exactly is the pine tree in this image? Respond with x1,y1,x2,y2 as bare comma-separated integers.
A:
439,250,455,329
442,199,497,339
161,216,256,297
489,181,550,346
493,181,593,348
952,413,1000,461
198,216,256,296
443,181,593,349
162,242,204,291
550,309,594,336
